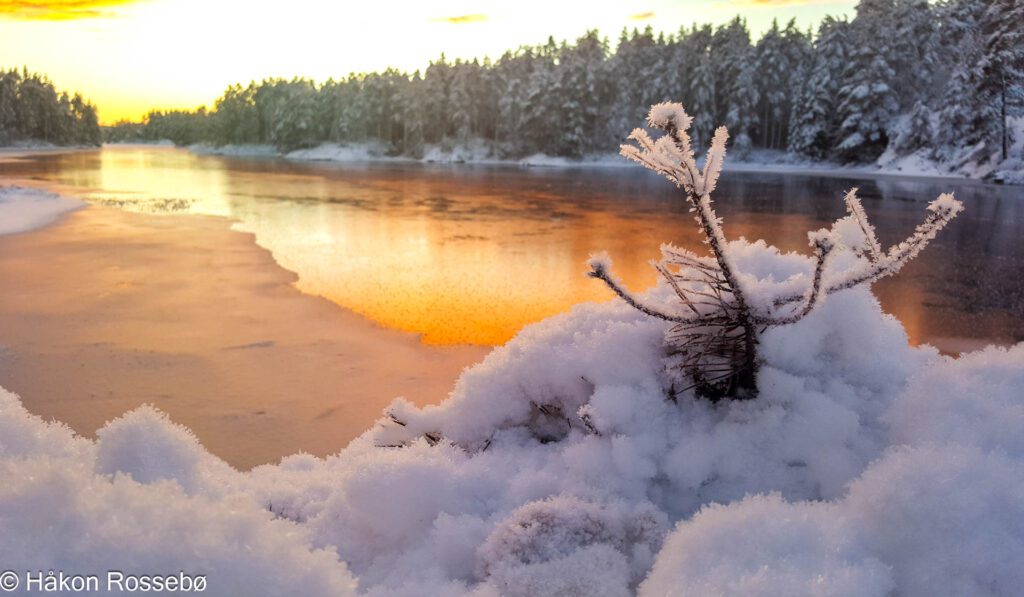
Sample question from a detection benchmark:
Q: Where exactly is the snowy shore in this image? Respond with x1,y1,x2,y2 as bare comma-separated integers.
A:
1,235,1022,595
0,186,84,236
0,200,484,468
185,137,1024,185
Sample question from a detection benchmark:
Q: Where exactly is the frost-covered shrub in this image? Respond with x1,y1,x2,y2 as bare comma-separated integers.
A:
590,102,961,399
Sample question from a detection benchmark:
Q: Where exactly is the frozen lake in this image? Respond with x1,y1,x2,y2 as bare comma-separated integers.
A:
4,145,1022,351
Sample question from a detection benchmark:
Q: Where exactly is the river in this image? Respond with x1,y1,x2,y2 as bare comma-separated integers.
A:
3,145,1022,352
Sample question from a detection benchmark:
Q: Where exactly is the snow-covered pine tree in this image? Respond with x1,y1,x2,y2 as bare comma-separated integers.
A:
422,55,453,144
558,31,609,157
981,0,1024,161
494,49,534,156
781,20,813,151
589,102,962,399
690,52,717,149
710,17,758,153
754,20,807,150
789,17,851,158
398,72,426,157
889,0,939,112
608,27,663,147
518,38,565,154
449,61,476,143
472,58,500,154
892,100,934,155
934,0,992,163
835,0,899,162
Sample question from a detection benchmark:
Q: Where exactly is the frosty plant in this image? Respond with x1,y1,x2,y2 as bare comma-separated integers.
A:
588,102,964,400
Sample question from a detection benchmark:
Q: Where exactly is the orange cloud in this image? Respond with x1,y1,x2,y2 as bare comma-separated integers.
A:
629,11,655,20
435,13,487,24
0,0,140,20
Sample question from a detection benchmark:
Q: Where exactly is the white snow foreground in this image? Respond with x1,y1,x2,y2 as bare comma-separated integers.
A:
2,241,1024,596
0,186,84,236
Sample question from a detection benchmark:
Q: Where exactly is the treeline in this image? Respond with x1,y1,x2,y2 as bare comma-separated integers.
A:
107,0,1022,165
0,68,102,146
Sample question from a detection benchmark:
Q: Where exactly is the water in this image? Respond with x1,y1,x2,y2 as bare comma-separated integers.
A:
3,145,1022,351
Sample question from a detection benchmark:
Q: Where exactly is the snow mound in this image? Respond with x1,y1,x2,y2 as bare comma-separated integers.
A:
286,142,391,162
189,143,279,157
1,240,1022,595
0,186,83,236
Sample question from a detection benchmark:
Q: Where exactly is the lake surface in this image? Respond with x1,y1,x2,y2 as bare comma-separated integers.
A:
3,145,1022,351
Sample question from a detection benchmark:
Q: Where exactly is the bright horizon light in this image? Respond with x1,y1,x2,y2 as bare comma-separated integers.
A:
0,0,856,124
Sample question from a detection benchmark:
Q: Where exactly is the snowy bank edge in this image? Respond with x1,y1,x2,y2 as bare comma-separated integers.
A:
183,141,1022,182
0,186,85,236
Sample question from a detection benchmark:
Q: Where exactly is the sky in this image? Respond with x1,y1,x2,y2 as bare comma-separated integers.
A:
0,0,857,124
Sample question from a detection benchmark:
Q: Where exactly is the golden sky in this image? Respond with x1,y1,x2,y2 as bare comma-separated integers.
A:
0,0,855,123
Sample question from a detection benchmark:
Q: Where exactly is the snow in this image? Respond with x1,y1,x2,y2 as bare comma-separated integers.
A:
0,186,84,236
286,142,395,162
2,235,1022,595
189,143,279,157
992,116,1024,185
185,141,1022,184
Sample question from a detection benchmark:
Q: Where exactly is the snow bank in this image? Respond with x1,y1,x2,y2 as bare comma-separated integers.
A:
1,240,1022,595
189,143,279,157
0,186,84,236
183,137,1021,183
286,142,396,162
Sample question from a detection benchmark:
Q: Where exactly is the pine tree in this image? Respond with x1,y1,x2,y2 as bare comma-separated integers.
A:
835,0,899,162
678,25,715,148
892,100,934,154
711,17,758,151
449,61,476,143
559,31,609,156
754,20,798,149
935,0,992,161
790,17,851,158
889,0,939,111
980,0,1024,160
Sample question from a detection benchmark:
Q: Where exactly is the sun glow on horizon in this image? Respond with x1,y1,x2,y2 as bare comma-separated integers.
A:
0,0,855,124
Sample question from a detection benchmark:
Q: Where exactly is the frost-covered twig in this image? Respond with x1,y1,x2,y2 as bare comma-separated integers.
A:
759,231,833,325
774,194,963,307
587,254,713,324
843,188,882,262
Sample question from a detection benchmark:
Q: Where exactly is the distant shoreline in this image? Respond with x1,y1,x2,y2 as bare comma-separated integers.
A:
0,145,97,161
176,141,1018,186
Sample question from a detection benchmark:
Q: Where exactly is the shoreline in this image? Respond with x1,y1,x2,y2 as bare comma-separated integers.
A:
0,203,487,469
0,145,97,163
176,141,1020,186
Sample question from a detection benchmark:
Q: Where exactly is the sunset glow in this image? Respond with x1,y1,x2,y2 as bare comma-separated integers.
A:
0,0,855,123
